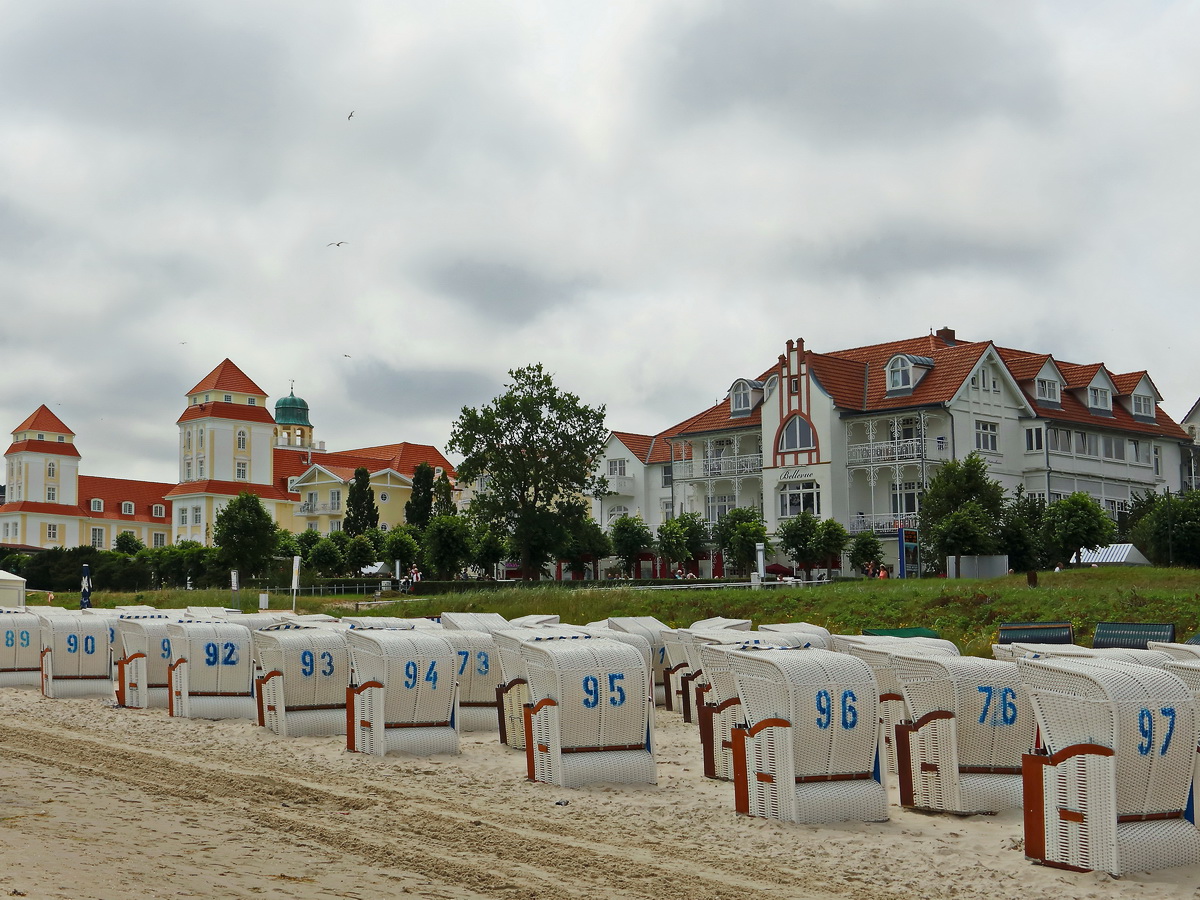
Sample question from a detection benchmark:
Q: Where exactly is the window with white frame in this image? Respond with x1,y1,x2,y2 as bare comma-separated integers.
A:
1075,431,1099,457
1025,427,1043,452
731,381,751,413
153,533,166,547
247,397,256,406
1047,427,1070,452
661,498,674,521
192,506,201,525
47,461,55,478
179,507,188,525
185,461,192,480
153,504,164,518
288,477,299,492
974,420,998,453
307,521,319,531
236,461,247,480
1154,446,1162,476
224,394,232,402
47,523,58,541
36,433,43,440
608,459,626,477
198,429,204,449
1102,435,1126,460
606,505,629,525
91,527,104,548
330,519,342,532
121,501,134,515
186,431,192,450
1088,387,1111,410
891,481,919,515
779,482,820,519
1132,394,1154,417
1036,379,1060,402
706,494,737,522
789,376,799,393
198,459,204,479
887,357,912,390
237,430,247,451
379,491,389,502
46,486,56,502
778,416,815,452
661,465,673,488
90,498,102,512
330,489,341,510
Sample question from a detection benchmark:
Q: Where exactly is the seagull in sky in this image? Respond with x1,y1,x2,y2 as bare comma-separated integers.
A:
344,354,351,358
348,110,355,120
327,241,347,246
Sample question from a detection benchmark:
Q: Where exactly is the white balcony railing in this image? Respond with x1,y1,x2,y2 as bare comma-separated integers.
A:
606,475,636,495
298,501,341,515
672,454,763,480
847,512,919,534
846,438,949,466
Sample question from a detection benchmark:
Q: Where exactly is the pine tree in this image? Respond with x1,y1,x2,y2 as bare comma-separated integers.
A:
405,462,435,531
343,467,379,536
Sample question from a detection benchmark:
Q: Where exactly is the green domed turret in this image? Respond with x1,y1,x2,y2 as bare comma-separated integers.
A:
275,390,312,427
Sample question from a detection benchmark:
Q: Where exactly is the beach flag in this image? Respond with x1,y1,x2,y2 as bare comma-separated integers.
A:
80,563,92,609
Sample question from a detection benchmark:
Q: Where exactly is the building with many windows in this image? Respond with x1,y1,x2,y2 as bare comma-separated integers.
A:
0,359,454,553
594,329,1195,575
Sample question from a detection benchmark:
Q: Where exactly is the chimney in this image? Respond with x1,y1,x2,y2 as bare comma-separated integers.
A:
796,337,804,354
936,327,956,346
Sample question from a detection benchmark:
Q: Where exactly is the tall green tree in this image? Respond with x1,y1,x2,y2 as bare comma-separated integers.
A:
344,534,377,575
432,471,457,518
714,507,771,576
296,528,322,562
675,512,710,563
405,462,435,531
212,492,278,578
560,516,610,578
1133,490,1200,567
776,512,823,578
343,467,379,536
815,519,850,579
932,501,998,575
422,515,473,579
999,487,1045,572
918,453,1005,573
382,526,420,574
448,363,608,579
308,537,344,576
469,519,511,578
656,519,691,569
848,530,884,574
610,514,654,577
113,532,145,554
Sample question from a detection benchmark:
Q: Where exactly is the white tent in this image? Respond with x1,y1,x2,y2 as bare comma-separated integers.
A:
0,569,26,608
1077,543,1151,566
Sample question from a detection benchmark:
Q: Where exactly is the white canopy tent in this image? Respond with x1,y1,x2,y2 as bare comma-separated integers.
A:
1077,543,1151,566
0,570,25,608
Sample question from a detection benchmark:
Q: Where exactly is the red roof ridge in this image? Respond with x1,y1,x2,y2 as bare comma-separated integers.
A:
12,405,74,435
186,360,268,397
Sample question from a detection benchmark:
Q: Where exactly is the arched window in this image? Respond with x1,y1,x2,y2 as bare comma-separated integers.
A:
185,431,192,450
237,430,247,451
888,357,912,390
47,462,55,478
778,416,815,452
606,505,629,525
731,381,751,413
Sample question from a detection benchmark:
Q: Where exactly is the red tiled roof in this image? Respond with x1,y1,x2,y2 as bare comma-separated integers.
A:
5,439,82,458
186,359,267,397
1057,361,1104,389
993,347,1052,382
1111,370,1154,398
164,480,294,501
270,444,455,497
177,402,277,426
12,405,73,435
806,352,869,410
611,432,655,462
678,397,762,437
0,476,173,523
809,340,989,412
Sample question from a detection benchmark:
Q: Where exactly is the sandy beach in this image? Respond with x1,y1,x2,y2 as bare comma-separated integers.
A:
1,686,1199,900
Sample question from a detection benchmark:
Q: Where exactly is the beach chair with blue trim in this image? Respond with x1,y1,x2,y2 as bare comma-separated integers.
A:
254,625,351,738
0,610,43,688
40,613,114,700
167,620,258,720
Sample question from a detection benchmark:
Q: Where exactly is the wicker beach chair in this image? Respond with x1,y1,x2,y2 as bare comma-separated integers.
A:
1147,642,1200,662
607,616,671,706
345,630,460,756
494,628,593,749
0,610,43,687
437,629,500,732
1018,656,1200,875
254,626,351,737
115,616,182,709
166,621,258,720
40,614,114,699
729,647,889,825
667,622,757,722
342,616,443,630
440,612,509,633
521,637,655,788
758,622,832,649
892,654,1035,814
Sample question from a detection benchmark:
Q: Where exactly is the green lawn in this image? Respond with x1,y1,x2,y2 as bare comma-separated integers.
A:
65,566,1200,657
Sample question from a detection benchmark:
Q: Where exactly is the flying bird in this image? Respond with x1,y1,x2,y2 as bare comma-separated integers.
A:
327,242,347,246
343,354,351,358
348,110,355,119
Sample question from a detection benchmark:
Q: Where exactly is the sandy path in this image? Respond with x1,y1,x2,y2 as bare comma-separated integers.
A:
2,688,1199,899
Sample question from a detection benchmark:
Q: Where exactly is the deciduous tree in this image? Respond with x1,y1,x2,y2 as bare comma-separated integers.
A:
212,492,277,578
422,515,473,579
610,514,653,577
1043,492,1116,567
405,462,435,531
344,467,379,535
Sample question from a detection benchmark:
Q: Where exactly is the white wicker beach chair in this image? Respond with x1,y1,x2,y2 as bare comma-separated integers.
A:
1018,656,1200,875
729,647,888,825
690,616,752,632
342,616,443,630
166,621,258,720
1148,642,1200,662
670,626,764,723
440,612,509,633
254,627,351,737
509,614,560,627
436,629,499,732
758,622,831,649
0,610,43,687
115,616,182,709
1003,643,1175,666
40,614,114,699
346,630,460,756
835,636,960,775
892,654,1034,814
494,628,593,748
607,616,671,706
521,637,655,788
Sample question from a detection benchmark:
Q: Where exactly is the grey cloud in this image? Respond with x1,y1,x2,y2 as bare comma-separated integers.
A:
340,360,498,420
802,222,1060,282
420,258,597,321
657,0,1060,142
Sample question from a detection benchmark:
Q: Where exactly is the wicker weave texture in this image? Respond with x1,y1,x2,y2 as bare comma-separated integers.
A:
440,612,509,633
0,611,42,684
41,615,113,698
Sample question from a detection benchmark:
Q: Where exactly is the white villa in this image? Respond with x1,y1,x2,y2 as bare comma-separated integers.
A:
594,328,1197,576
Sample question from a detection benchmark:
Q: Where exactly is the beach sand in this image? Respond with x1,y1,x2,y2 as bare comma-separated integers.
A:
1,687,1198,900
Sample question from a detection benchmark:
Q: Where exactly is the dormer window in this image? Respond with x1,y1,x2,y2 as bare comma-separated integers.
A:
91,499,103,512
1088,387,1111,411
224,394,232,402
152,504,165,518
1132,394,1155,418
887,357,912,391
731,381,751,413
247,397,256,406
37,433,44,441
1036,379,1059,403
122,501,134,515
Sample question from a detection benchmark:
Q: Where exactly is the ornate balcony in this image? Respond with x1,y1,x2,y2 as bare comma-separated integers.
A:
672,454,762,481
606,475,636,495
298,501,341,515
847,512,919,534
846,438,949,466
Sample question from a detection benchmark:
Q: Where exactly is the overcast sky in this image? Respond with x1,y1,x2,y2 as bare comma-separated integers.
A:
4,1,1199,484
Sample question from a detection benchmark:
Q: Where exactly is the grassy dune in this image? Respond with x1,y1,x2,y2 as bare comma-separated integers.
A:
81,566,1200,656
